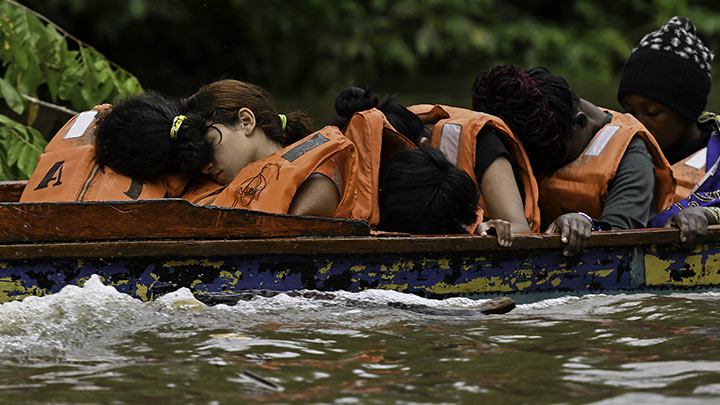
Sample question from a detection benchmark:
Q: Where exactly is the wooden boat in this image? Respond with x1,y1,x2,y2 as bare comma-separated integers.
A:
1,180,719,305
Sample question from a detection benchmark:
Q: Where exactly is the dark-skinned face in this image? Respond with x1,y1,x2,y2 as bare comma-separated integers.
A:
620,94,694,152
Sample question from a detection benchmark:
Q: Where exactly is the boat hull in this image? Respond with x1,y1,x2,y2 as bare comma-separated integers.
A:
1,233,718,303
2,181,718,302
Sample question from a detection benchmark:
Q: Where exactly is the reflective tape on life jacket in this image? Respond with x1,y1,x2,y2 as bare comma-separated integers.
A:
408,104,541,232
44,104,112,153
211,126,359,217
539,108,676,224
341,108,415,227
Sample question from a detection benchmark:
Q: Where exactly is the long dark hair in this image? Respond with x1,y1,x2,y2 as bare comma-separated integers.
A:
379,146,479,234
472,64,579,172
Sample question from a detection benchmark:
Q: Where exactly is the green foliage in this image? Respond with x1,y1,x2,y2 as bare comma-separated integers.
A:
0,112,44,180
0,0,143,181
14,0,720,124
21,0,720,101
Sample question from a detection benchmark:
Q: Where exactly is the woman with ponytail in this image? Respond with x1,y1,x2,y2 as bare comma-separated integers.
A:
21,93,201,203
172,79,357,217
95,80,358,218
472,64,674,256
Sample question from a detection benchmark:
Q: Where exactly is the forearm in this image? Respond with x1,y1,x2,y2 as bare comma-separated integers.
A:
479,156,532,233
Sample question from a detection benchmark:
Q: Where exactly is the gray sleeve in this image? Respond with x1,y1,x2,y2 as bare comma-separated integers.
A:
598,137,655,230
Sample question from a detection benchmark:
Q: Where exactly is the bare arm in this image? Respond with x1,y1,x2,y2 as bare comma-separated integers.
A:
288,173,341,217
480,156,532,233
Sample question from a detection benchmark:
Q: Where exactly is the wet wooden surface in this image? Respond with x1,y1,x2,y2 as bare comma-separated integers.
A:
0,181,26,203
0,226,712,260
0,199,370,243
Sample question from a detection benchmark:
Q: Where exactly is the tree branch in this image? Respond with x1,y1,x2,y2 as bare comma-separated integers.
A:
21,94,77,116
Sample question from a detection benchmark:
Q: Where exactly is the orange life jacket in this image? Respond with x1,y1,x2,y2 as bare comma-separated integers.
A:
211,126,359,217
181,175,226,205
671,148,708,202
407,104,541,232
539,108,676,225
341,108,415,227
20,106,184,202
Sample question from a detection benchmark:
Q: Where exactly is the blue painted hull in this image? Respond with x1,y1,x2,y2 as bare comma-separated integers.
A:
1,231,718,302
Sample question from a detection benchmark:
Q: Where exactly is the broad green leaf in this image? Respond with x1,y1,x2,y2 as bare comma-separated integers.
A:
0,77,24,114
0,113,14,126
6,134,23,165
45,68,60,101
17,143,40,177
122,77,143,97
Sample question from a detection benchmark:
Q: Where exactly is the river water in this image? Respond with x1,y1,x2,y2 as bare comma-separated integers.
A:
1,276,720,404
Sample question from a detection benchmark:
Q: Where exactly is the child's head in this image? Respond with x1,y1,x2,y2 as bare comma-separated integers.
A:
335,86,424,145
179,80,315,185
95,92,211,181
471,64,580,172
618,16,713,151
185,79,312,147
378,146,479,234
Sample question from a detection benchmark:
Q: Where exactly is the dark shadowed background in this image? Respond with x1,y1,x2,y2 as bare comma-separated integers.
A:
18,0,720,128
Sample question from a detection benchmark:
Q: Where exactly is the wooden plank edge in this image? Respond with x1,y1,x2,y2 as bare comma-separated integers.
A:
0,180,27,203
0,226,713,260
0,199,371,241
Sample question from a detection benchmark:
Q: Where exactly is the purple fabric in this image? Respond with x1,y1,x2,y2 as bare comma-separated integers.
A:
650,134,720,227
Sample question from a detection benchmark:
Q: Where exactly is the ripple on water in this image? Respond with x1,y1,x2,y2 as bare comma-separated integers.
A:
563,360,720,389
1,275,720,403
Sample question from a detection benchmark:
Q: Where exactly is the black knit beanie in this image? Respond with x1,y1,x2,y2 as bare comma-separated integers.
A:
618,16,714,122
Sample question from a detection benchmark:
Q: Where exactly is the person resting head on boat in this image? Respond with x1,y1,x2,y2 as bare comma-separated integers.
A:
180,79,357,218
618,16,719,244
95,92,212,186
379,145,512,246
333,86,513,245
408,95,538,236
20,101,186,203
472,64,674,256
96,81,356,218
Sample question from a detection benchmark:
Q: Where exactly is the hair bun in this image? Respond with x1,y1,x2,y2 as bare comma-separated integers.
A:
335,86,379,118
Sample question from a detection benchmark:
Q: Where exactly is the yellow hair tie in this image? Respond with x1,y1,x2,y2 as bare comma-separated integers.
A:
278,113,287,131
170,115,187,140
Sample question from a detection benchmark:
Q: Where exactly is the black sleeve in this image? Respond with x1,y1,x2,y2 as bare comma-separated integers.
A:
598,137,655,230
474,127,525,202
474,127,513,181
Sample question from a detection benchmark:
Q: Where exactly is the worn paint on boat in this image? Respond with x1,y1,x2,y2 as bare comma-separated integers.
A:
1,181,718,302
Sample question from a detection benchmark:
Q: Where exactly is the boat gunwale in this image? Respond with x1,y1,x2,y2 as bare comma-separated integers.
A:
0,226,710,260
0,198,371,243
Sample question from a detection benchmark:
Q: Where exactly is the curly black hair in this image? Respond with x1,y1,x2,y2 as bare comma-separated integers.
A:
95,92,211,181
472,64,579,172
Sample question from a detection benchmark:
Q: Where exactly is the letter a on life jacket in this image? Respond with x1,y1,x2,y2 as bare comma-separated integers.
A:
33,160,64,190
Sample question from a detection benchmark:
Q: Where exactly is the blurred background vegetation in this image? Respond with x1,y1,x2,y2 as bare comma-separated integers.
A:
2,0,720,179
